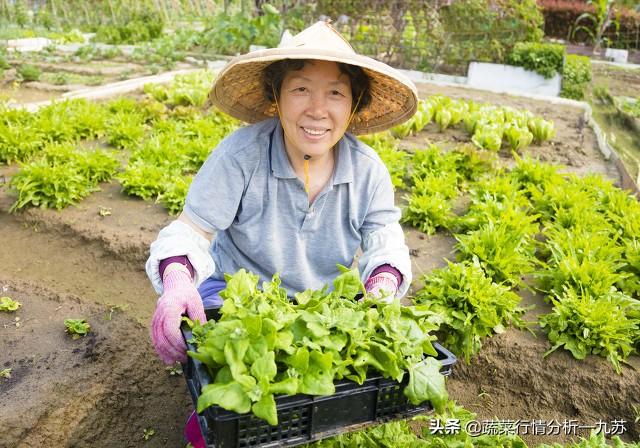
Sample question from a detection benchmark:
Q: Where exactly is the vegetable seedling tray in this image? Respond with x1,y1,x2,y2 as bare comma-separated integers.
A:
181,307,456,448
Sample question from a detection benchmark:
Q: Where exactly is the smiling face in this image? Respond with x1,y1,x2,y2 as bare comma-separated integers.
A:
277,60,353,163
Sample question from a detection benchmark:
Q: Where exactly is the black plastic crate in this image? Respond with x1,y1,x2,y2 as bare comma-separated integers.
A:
181,309,457,448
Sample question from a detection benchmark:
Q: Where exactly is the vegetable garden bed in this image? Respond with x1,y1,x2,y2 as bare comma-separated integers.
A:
0,74,639,448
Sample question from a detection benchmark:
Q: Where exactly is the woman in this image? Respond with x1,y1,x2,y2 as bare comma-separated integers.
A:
146,21,417,367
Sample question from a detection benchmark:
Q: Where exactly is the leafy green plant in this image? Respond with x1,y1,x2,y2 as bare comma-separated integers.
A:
156,174,192,215
64,318,91,339
434,107,453,132
199,4,283,55
527,117,556,143
0,368,11,379
471,124,503,151
503,125,534,152
536,225,628,298
402,173,458,234
92,11,164,44
410,145,462,184
105,112,146,149
620,97,640,118
143,70,215,108
9,160,99,212
508,155,564,196
539,287,638,373
506,42,565,79
118,162,176,200
187,267,447,425
0,296,21,312
560,54,592,100
359,133,410,189
142,428,155,440
402,191,455,235
17,64,41,82
453,176,533,233
0,121,43,163
413,259,529,362
570,0,619,53
454,208,540,286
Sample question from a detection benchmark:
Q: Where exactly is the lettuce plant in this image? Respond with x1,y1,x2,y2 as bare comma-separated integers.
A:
503,125,533,152
527,117,556,143
471,124,503,151
10,160,99,211
540,287,638,374
454,208,539,287
413,258,528,362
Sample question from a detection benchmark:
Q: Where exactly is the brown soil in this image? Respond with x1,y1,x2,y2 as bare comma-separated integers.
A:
1,83,639,447
591,64,640,99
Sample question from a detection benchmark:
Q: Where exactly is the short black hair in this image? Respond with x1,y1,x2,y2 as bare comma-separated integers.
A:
262,59,372,112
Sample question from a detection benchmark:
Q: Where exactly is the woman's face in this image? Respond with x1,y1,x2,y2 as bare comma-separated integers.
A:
278,60,353,161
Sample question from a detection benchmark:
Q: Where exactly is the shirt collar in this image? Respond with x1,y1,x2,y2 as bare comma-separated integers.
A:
269,119,354,185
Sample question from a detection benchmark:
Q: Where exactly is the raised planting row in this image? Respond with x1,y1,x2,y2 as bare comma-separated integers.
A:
389,146,639,372
388,95,555,153
0,70,238,214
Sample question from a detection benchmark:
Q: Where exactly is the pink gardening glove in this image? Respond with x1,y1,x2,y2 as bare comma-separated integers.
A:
151,266,206,364
364,272,399,303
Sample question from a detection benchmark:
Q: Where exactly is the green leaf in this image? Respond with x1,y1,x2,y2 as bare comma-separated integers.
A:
404,357,448,413
300,350,335,396
197,382,251,414
0,296,21,312
252,393,278,425
251,352,277,382
332,265,364,299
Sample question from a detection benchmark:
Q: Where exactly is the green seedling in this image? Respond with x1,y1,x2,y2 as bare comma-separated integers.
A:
142,428,155,440
0,368,11,379
64,318,91,339
105,303,128,321
166,364,183,376
0,296,21,312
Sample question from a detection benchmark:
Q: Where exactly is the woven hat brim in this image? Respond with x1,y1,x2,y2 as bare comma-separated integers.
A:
208,47,418,135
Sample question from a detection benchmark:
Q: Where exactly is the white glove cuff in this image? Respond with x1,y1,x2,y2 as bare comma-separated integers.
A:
146,220,215,295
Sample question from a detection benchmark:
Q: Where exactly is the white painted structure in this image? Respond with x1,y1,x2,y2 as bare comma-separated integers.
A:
605,48,629,64
467,62,562,97
6,37,52,53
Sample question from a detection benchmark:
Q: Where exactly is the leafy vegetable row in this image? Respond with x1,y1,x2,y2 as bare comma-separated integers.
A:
383,142,639,372
388,96,555,152
1,71,238,214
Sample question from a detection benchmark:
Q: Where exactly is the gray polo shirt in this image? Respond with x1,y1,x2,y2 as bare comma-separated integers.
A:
183,117,402,296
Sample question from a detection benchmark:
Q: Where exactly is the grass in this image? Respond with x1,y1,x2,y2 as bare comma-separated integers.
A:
588,64,640,183
39,71,106,86
590,93,640,182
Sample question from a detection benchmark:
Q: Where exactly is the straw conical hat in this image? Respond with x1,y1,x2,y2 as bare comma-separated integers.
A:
208,21,418,135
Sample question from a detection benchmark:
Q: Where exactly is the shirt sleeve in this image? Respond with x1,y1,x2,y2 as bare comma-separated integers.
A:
359,172,412,298
182,135,250,233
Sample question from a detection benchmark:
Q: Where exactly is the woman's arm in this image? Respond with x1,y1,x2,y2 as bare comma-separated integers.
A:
177,212,214,242
358,170,412,298
145,213,217,295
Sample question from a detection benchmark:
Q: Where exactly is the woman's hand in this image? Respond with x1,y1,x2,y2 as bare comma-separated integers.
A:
364,271,399,303
150,265,206,364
